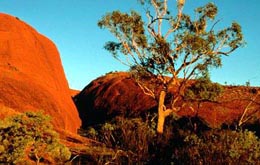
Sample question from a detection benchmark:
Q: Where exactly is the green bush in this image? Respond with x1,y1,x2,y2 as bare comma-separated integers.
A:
81,115,260,164
0,112,71,164
184,76,223,102
82,116,157,163
81,115,209,164
179,129,260,164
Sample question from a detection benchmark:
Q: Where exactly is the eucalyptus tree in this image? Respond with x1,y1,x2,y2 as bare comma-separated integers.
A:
98,0,244,133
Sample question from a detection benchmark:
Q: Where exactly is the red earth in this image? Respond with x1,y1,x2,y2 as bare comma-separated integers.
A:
0,13,80,133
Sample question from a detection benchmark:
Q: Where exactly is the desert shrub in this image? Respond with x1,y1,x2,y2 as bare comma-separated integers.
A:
0,112,71,164
81,114,213,164
177,129,260,164
82,114,260,164
82,116,157,163
112,117,157,160
82,115,210,164
184,76,223,102
147,115,210,164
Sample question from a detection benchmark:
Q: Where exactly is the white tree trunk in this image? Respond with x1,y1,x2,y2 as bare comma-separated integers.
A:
157,90,173,134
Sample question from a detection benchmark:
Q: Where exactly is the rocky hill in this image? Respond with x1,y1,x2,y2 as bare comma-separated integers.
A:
0,13,80,133
74,72,157,127
75,72,260,129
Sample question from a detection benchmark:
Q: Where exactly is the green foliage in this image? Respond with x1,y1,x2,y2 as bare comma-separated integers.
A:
98,1,244,86
184,75,223,102
82,116,157,163
0,112,71,164
181,129,260,164
80,115,208,164
80,114,260,164
98,10,147,56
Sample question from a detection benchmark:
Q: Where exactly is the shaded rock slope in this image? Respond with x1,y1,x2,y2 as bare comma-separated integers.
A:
74,72,157,127
75,72,260,129
0,13,80,133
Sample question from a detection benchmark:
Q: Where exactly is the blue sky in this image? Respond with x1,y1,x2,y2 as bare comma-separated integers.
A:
0,0,260,90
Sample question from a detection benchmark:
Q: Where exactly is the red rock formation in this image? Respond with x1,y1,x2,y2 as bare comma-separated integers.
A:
70,89,80,98
75,72,260,129
74,72,157,127
0,13,81,133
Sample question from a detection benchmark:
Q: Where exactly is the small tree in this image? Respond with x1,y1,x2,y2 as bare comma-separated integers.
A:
98,0,244,133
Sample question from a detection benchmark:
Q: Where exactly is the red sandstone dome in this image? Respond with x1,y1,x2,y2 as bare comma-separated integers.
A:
0,13,81,133
74,72,157,127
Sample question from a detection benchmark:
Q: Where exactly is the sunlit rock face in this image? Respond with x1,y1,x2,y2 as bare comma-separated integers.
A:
0,13,81,133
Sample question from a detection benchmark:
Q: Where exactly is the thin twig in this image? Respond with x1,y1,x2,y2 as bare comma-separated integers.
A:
239,92,259,126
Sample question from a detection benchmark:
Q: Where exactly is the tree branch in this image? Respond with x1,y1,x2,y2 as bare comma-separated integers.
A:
146,10,157,37
239,92,259,126
214,45,239,56
137,81,156,99
164,0,185,39
210,19,221,32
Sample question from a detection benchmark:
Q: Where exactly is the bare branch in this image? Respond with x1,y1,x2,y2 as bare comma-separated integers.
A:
162,0,168,16
158,0,168,36
146,10,157,37
210,19,221,32
137,81,156,99
114,55,131,67
214,45,239,56
147,14,171,37
131,33,145,61
164,0,185,39
175,53,201,76
213,35,228,54
239,92,259,126
151,0,160,17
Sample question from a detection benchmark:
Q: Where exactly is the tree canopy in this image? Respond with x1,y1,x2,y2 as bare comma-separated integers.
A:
98,0,244,133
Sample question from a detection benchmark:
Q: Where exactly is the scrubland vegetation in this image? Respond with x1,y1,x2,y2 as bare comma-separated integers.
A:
1,109,259,164
76,112,260,164
0,112,71,164
0,0,258,164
